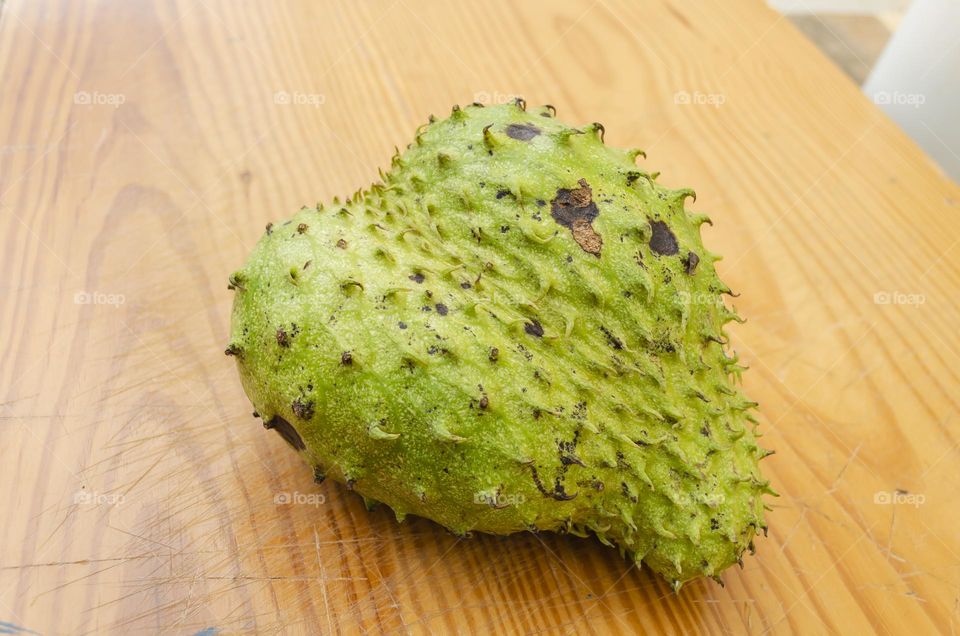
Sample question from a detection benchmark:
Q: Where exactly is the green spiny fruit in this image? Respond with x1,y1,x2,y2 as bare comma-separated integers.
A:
227,99,772,588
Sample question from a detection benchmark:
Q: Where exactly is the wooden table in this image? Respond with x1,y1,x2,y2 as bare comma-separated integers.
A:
2,1,958,633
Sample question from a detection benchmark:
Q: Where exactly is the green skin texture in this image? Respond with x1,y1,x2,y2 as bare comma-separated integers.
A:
228,101,771,588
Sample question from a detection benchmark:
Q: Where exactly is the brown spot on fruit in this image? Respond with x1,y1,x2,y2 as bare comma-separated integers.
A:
479,395,489,410
313,466,325,484
600,326,623,350
341,351,353,365
435,303,448,316
571,218,602,256
649,220,679,255
297,223,308,234
292,398,315,421
683,251,700,274
524,320,544,337
336,238,347,249
505,123,541,141
409,273,425,284
264,415,306,450
551,179,603,256
276,327,290,347
224,344,242,357
489,347,499,362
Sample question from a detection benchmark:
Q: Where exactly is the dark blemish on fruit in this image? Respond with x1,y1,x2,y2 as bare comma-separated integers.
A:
700,424,710,437
265,222,274,235
578,477,604,491
536,199,545,207
265,415,306,450
428,345,438,355
479,395,489,409
500,225,509,233
710,518,720,530
649,220,679,255
565,255,573,263
435,303,448,316
227,272,245,290
252,411,260,418
336,239,347,249
621,482,638,503
398,321,407,329
341,351,353,365
626,171,641,185
224,344,242,357
622,290,632,298
421,305,432,312
552,478,577,500
616,451,628,469
313,467,325,484
550,178,602,256
297,223,308,234
292,398,315,421
505,123,541,141
524,320,544,337
496,189,511,199
559,445,584,466
683,251,700,274
529,465,577,501
600,326,623,350
460,281,472,289
409,272,425,284
489,347,499,362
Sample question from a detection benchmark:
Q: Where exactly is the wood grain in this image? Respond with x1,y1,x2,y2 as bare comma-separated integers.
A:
2,0,958,633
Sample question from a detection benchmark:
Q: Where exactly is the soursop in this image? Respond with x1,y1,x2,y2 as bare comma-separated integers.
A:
227,100,772,587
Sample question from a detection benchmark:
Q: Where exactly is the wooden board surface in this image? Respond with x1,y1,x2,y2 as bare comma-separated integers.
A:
2,0,959,633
